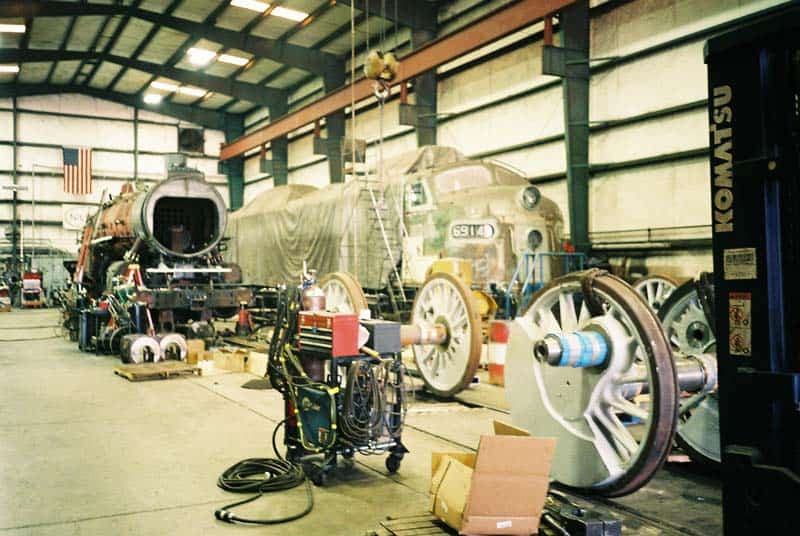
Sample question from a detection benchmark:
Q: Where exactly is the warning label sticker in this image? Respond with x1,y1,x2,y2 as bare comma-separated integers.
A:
723,248,757,280
729,292,752,356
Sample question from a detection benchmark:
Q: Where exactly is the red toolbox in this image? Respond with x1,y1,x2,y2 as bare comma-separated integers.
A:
298,311,360,357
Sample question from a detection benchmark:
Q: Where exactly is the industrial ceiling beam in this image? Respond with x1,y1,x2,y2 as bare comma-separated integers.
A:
0,1,339,74
336,0,437,32
82,0,143,87
108,0,182,100
0,49,287,107
0,84,230,130
220,0,575,160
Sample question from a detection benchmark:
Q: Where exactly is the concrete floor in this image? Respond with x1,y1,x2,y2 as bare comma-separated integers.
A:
0,309,721,535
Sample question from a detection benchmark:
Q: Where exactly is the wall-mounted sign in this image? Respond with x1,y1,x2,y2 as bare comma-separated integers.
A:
62,205,93,230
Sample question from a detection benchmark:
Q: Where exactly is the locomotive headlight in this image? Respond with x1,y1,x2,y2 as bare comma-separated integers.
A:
520,186,541,211
527,229,543,251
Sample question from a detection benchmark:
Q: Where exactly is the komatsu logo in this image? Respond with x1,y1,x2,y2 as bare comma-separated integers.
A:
711,85,733,232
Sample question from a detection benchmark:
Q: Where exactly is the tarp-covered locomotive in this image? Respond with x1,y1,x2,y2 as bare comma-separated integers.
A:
227,146,566,315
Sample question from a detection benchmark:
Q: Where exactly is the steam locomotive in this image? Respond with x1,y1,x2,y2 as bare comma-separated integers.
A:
67,162,250,351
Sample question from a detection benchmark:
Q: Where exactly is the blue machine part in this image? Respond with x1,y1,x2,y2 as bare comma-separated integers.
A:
550,330,608,367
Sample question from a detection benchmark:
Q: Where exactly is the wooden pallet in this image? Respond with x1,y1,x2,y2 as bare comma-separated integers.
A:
374,513,455,535
114,361,201,382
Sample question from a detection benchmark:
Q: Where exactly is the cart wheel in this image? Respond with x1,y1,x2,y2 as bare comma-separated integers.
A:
319,272,369,314
385,454,402,474
311,468,328,487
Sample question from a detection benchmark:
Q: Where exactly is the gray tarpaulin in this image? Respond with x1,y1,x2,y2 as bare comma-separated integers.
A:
226,146,465,288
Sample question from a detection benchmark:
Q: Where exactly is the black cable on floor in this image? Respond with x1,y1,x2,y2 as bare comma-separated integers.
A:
214,419,313,526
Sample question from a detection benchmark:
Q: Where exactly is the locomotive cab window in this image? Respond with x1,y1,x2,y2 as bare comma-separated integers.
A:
153,197,218,255
406,181,430,208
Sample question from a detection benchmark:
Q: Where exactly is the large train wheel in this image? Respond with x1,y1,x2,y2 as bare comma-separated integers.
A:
659,279,720,465
411,273,482,398
506,270,678,496
633,274,678,313
319,272,368,314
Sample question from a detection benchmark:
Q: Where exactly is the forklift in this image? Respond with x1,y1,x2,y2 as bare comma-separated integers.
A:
704,5,800,534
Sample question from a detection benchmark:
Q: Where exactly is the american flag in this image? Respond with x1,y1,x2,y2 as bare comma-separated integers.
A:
63,147,92,195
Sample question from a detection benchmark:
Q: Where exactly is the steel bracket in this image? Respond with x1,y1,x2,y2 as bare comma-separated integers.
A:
542,45,590,79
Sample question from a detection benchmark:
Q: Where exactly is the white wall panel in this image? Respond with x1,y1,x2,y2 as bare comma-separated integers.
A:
136,153,168,176
590,42,707,122
590,108,707,164
18,114,134,151
17,94,133,120
137,122,177,152
136,108,183,125
490,141,566,178
589,158,710,233
0,146,13,169
204,129,224,157
0,111,12,139
289,161,329,188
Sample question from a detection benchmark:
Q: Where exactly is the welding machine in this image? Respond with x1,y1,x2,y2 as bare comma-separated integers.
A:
267,281,407,485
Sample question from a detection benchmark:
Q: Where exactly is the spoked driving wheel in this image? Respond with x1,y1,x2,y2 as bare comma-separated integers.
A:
319,272,368,314
411,273,482,398
633,274,679,313
659,276,719,465
506,270,678,496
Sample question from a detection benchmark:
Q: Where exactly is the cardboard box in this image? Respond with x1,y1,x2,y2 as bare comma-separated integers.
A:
246,351,269,377
186,339,205,364
212,348,250,372
430,421,555,535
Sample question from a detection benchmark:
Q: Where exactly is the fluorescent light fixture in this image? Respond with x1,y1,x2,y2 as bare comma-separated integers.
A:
143,93,163,104
271,6,308,22
151,80,179,92
178,86,207,97
0,64,20,73
230,0,269,12
187,47,216,66
0,24,26,33
218,53,250,66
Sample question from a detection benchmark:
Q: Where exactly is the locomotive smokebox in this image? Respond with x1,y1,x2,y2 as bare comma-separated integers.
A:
129,171,227,260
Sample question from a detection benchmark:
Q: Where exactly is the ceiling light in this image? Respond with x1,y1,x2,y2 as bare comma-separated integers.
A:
230,0,269,12
270,6,308,22
187,47,216,66
178,86,207,97
218,53,250,66
0,24,26,33
0,64,20,73
143,93,162,104
151,80,179,92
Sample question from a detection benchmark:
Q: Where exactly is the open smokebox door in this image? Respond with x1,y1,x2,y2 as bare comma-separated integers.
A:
134,173,227,260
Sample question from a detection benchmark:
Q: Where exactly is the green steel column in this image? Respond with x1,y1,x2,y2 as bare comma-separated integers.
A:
269,98,289,186
11,96,18,273
324,69,346,183
560,0,590,253
411,28,438,147
224,115,245,210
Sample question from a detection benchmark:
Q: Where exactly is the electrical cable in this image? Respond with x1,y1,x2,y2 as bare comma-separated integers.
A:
214,419,314,526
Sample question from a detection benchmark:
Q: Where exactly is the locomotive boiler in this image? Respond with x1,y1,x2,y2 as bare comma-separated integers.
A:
74,164,249,334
